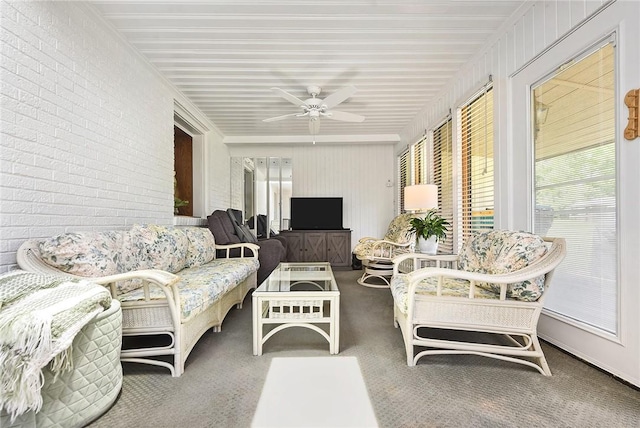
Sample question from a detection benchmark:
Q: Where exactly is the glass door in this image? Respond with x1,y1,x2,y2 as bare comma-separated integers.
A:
510,3,639,386
532,41,617,334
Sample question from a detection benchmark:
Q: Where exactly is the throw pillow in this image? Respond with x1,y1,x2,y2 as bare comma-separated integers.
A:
129,224,189,274
184,227,217,267
38,230,126,277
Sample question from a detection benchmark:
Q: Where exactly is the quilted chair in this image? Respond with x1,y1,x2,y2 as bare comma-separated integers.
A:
246,213,289,250
390,230,566,375
0,271,122,427
353,213,416,288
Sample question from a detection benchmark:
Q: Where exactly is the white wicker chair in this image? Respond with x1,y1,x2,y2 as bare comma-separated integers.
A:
390,230,566,375
353,213,416,288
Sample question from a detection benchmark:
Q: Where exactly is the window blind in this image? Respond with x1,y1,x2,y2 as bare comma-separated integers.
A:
432,119,454,254
398,149,409,213
533,41,616,333
413,137,426,185
458,87,494,243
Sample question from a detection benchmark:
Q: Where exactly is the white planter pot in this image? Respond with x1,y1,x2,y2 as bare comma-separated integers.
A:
417,236,438,255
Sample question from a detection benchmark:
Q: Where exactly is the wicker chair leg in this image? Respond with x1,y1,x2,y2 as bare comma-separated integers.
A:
531,334,552,376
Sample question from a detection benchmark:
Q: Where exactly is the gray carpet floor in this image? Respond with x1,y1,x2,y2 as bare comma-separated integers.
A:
90,270,640,428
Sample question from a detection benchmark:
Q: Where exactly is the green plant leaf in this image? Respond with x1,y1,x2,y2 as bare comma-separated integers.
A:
407,209,450,241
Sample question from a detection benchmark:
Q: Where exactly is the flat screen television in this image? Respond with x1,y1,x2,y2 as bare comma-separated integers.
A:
290,197,343,230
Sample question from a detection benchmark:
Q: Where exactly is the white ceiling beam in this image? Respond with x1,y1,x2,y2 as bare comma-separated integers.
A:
223,134,400,145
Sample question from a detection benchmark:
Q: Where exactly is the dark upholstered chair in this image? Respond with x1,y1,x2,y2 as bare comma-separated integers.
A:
246,213,289,251
207,210,286,284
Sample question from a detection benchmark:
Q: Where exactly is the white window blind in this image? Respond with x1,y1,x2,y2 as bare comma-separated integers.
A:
533,41,616,333
458,87,494,243
413,137,426,185
432,119,454,254
398,149,409,213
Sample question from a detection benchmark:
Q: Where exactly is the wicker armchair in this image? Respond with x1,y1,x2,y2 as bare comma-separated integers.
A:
353,213,416,288
390,230,566,375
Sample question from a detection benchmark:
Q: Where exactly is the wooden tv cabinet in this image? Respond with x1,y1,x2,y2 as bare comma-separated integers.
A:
279,230,352,268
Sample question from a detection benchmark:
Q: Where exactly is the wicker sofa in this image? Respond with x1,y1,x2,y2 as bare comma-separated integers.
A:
391,230,566,375
17,224,259,377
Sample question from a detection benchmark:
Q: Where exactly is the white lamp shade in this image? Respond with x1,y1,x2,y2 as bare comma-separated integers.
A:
404,184,438,212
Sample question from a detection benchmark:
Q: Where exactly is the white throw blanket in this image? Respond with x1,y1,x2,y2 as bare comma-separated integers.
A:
0,270,112,421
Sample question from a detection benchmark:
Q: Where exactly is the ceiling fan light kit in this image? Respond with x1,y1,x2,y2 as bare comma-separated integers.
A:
264,85,365,139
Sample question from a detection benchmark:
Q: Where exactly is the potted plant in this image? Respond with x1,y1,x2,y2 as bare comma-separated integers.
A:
408,209,450,254
174,196,189,215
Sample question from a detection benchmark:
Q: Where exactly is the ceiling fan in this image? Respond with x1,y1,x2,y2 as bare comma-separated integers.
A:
263,85,365,135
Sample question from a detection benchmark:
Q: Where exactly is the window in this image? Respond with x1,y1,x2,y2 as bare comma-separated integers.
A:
397,150,409,213
533,41,616,333
458,86,494,243
412,137,426,185
174,126,193,216
432,118,454,254
174,102,208,220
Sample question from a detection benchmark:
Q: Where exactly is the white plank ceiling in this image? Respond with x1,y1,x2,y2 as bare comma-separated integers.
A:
90,1,526,143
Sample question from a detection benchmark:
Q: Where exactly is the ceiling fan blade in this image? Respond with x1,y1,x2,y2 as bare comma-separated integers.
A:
309,119,320,135
321,85,357,110
271,87,307,107
326,110,365,123
262,112,302,123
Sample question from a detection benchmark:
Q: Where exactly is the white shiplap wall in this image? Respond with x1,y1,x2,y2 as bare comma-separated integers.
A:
397,0,610,227
205,127,234,213
228,144,396,249
398,0,609,146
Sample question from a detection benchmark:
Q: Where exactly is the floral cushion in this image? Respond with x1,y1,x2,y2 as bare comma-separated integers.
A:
384,213,416,244
353,240,411,260
458,230,548,301
128,224,189,274
183,227,217,267
390,273,499,314
119,258,260,321
38,231,128,277
353,214,416,259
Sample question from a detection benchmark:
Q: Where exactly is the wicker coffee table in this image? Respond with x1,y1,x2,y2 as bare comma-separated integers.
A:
252,262,340,356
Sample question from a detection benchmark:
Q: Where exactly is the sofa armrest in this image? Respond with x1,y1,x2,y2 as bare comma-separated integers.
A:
371,239,412,252
355,238,413,261
90,269,180,302
215,243,260,259
357,236,379,243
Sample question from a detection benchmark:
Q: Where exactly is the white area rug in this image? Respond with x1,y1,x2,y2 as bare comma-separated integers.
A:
252,356,378,428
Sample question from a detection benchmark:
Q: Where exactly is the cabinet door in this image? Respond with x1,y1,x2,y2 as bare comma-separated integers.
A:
284,232,304,262
304,233,327,262
327,232,350,266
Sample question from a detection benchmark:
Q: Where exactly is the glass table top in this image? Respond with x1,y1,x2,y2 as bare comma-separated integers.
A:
255,262,338,293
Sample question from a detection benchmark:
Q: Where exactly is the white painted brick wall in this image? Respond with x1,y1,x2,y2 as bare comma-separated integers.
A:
206,129,232,212
0,1,178,272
